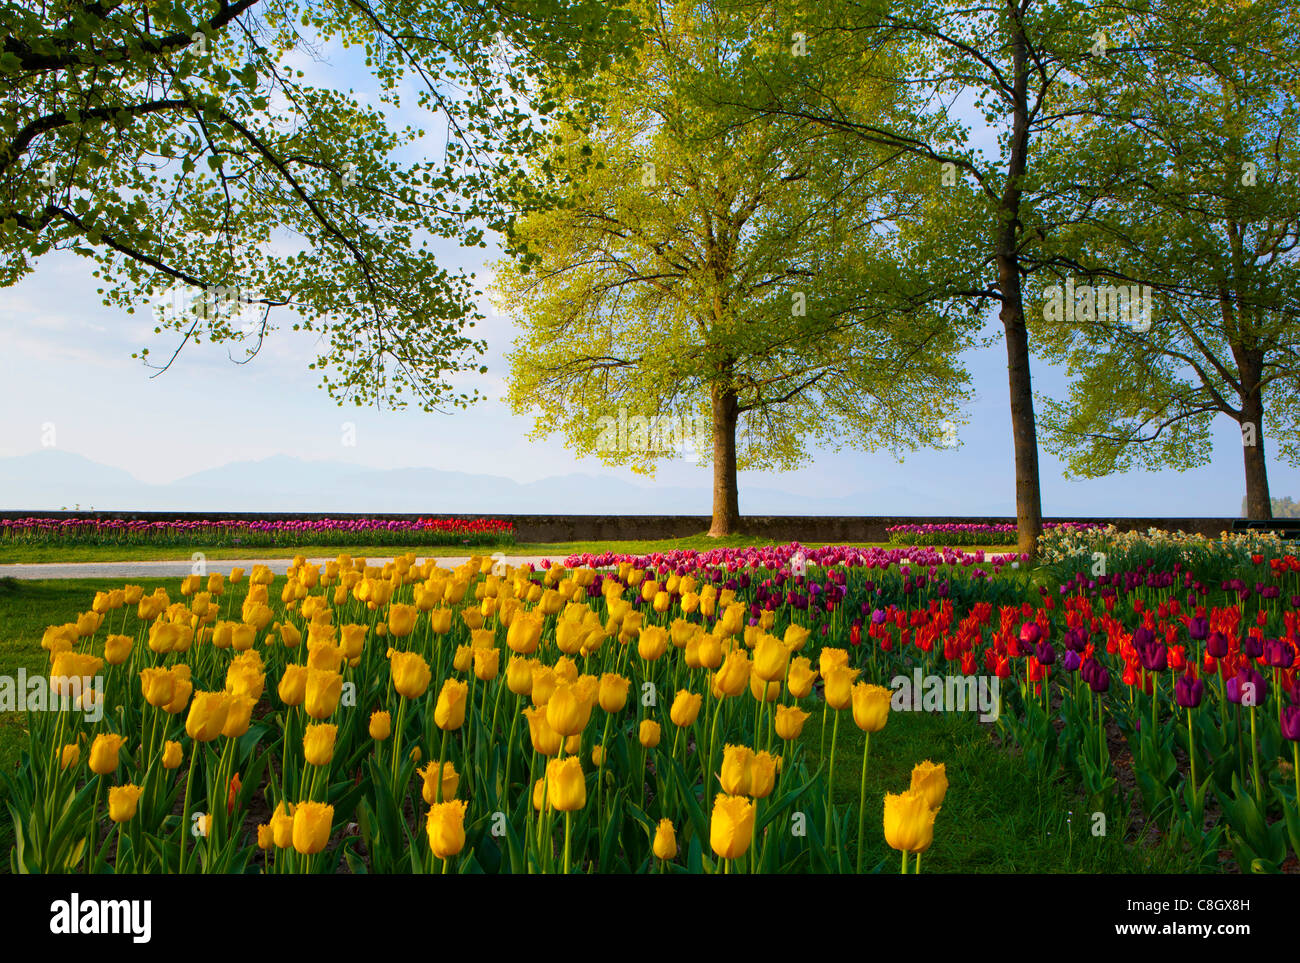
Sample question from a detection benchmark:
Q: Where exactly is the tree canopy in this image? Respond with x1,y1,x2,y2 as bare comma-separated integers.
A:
493,0,982,533
1,0,638,409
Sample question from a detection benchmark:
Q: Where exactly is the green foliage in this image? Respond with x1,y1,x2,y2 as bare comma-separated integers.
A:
492,0,980,480
1031,0,1300,477
0,0,640,409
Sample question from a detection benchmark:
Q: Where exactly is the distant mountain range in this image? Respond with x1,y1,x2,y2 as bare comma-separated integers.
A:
0,450,984,515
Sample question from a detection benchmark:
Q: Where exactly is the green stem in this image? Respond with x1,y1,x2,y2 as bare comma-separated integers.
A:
856,731,871,873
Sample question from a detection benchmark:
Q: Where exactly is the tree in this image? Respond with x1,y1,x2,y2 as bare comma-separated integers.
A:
1031,0,1300,519
0,0,638,409
697,0,1164,556
492,0,980,536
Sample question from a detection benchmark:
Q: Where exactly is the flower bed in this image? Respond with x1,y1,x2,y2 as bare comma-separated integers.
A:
0,516,515,549
10,530,1300,874
885,521,1106,546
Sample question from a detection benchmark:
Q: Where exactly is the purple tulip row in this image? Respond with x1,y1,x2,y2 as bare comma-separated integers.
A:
560,541,1028,574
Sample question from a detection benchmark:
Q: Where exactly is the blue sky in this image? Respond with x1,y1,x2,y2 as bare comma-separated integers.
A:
0,32,1288,517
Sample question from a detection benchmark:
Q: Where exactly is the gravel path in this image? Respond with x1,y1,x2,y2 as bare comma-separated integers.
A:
0,555,568,581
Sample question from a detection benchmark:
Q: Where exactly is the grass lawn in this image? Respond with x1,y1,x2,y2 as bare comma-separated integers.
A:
0,572,1189,873
0,535,1014,565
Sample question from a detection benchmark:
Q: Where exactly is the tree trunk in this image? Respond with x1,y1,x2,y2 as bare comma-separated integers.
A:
999,268,1044,558
707,384,740,537
996,8,1043,560
1238,351,1272,519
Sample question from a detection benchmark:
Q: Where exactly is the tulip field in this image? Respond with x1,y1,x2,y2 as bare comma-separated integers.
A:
4,526,1300,873
0,516,516,551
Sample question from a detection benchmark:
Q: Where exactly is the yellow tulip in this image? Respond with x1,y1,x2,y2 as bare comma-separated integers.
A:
307,639,344,674
750,751,778,799
388,603,418,638
147,621,180,654
637,625,670,662
60,743,80,770
506,656,535,696
783,623,811,651
162,677,192,715
712,649,751,698
639,719,661,749
851,682,892,733
103,634,133,665
304,669,343,720
278,621,302,649
427,800,468,859
720,744,754,795
819,647,850,675
225,659,266,702
530,665,557,706
369,711,392,741
544,757,587,811
186,691,231,742
434,679,468,731
506,612,544,654
786,657,818,699
231,623,256,651
598,673,631,713
278,664,308,706
523,706,563,756
340,624,367,660
774,704,812,740
883,790,937,855
162,740,183,769
429,608,454,634
909,760,948,809
271,802,294,848
420,761,460,804
303,723,338,767
710,793,756,860
823,665,860,711
389,650,432,699
89,733,127,776
108,784,144,823
669,690,702,727
473,647,500,682
292,800,333,855
752,634,790,682
221,695,256,739
546,681,592,738
653,818,677,860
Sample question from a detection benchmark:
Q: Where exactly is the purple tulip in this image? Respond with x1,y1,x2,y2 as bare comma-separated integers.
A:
1206,631,1229,659
1226,667,1267,705
1062,649,1082,673
1035,641,1056,666
1136,637,1167,672
1282,705,1300,742
1086,663,1110,694
1174,673,1204,709
1263,639,1295,669
1187,616,1208,641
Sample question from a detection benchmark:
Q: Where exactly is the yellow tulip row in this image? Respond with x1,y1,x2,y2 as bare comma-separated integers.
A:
28,551,948,873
